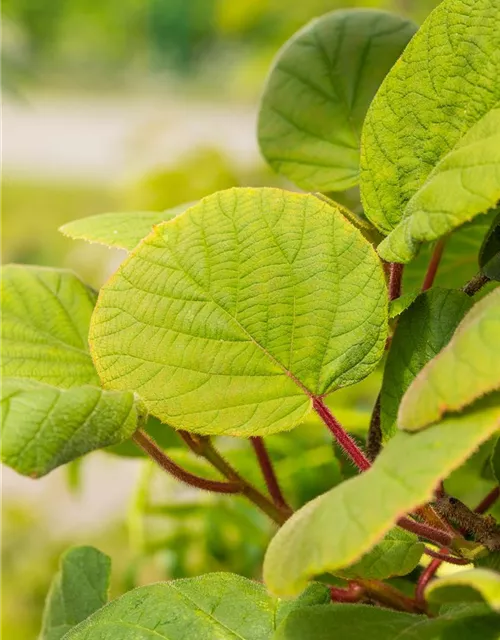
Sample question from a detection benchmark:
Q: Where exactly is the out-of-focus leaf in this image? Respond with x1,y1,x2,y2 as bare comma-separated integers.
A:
426,569,500,611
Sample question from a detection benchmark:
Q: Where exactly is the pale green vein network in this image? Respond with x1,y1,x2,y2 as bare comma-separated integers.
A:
90,187,388,437
361,0,500,237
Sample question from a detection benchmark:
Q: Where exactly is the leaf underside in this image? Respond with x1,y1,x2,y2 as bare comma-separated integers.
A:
90,187,388,437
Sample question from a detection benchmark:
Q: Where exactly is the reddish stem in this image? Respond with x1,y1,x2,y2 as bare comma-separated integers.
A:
423,547,469,565
330,583,365,603
388,263,404,301
397,517,453,548
250,437,290,510
416,555,442,606
421,238,446,292
312,398,371,472
133,430,241,494
475,487,500,514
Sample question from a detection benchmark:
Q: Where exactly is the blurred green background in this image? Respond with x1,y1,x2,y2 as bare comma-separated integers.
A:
2,1,443,638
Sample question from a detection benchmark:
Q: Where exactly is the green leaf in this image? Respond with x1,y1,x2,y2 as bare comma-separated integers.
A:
274,603,500,640
388,290,419,320
258,10,416,192
1,265,139,477
64,573,329,640
264,394,500,597
361,0,500,238
426,568,500,611
491,437,500,484
480,209,500,282
399,288,500,431
40,546,110,640
1,378,138,477
59,202,193,252
90,187,388,437
377,109,500,263
381,289,472,440
403,213,498,294
2,265,98,387
335,528,424,581
105,415,181,457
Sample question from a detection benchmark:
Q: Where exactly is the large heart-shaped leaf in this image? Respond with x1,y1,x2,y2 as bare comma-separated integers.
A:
63,573,330,640
381,289,472,441
274,603,500,640
40,546,110,640
1,265,139,477
90,188,388,437
258,9,416,192
399,288,500,431
60,202,193,252
426,568,500,611
264,394,500,597
361,0,500,238
378,109,500,262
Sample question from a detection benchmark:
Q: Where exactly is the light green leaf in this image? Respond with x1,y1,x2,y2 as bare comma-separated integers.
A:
258,10,416,192
40,546,110,640
361,0,500,237
382,289,472,440
1,378,138,477
426,568,500,611
274,603,500,640
388,290,418,320
2,265,98,387
60,202,193,251
264,394,500,597
1,264,139,477
399,288,500,431
64,573,329,640
480,209,500,282
90,187,388,437
378,109,500,263
403,213,498,294
336,528,424,581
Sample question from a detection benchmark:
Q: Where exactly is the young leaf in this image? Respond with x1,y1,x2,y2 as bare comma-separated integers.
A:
361,0,500,237
335,528,424,581
1,264,139,477
258,10,416,192
403,212,498,294
274,603,500,640
60,202,193,251
399,288,500,431
480,209,500,282
264,394,500,597
1,378,138,477
426,568,500,611
63,573,329,640
378,109,500,263
40,546,110,640
90,188,388,437
2,265,98,387
381,289,472,440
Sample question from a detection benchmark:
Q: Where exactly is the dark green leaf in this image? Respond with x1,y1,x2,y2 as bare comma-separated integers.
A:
480,209,500,282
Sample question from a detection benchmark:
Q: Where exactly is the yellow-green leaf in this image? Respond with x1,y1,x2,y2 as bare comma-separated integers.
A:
399,288,500,431
90,187,388,437
426,568,500,612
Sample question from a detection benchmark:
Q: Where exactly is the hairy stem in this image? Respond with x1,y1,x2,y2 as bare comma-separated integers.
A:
359,579,426,614
133,430,241,494
475,487,500,514
463,272,490,296
416,555,442,607
250,437,290,510
397,516,454,548
423,547,469,565
179,431,291,524
422,238,446,292
313,398,371,472
366,393,382,462
388,262,404,300
330,583,365,604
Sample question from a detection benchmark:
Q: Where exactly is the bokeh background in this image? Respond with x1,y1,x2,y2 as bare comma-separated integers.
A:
3,1,441,637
